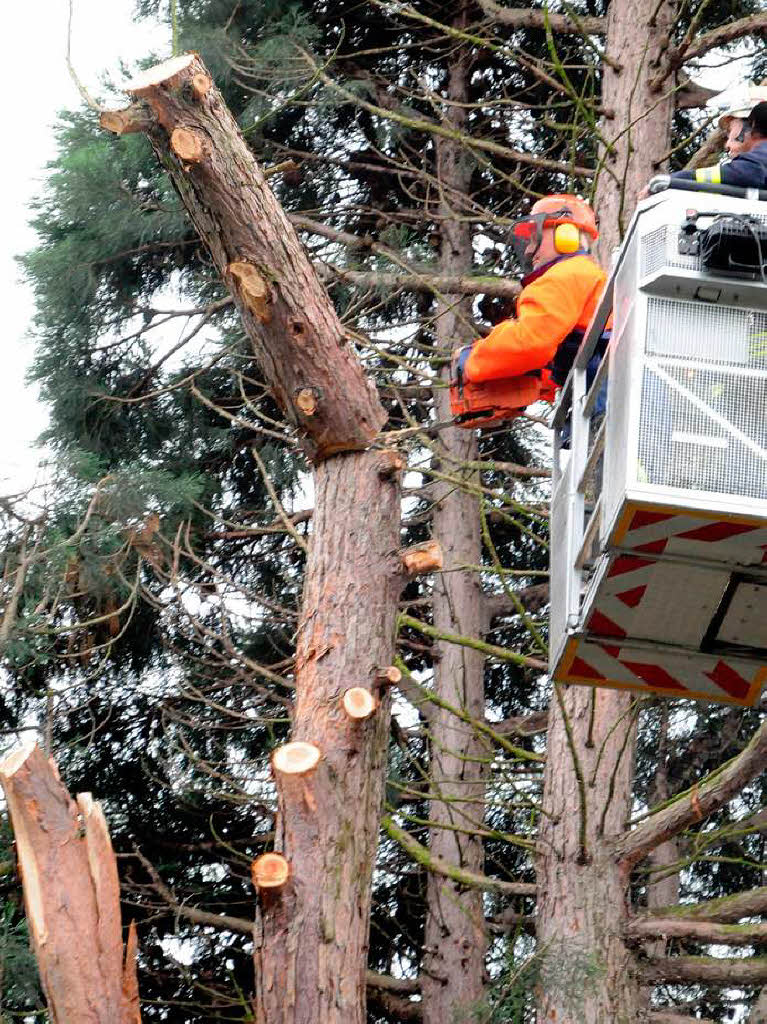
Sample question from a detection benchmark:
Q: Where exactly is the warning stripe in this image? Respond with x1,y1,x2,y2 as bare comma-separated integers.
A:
618,659,687,691
633,538,669,556
628,510,675,532
704,659,751,701
677,522,759,543
587,609,628,638
608,555,655,578
615,585,647,608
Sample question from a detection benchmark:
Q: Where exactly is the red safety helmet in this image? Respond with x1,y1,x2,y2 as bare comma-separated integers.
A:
509,194,599,274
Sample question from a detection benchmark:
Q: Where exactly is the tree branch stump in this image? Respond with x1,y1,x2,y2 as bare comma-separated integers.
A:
0,744,140,1024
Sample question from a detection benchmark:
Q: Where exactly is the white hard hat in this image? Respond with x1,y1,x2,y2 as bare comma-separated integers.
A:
708,85,767,129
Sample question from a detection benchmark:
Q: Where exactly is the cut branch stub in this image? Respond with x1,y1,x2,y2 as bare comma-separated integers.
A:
99,105,153,136
226,262,272,324
272,741,321,776
375,666,402,688
190,73,212,101
342,687,378,721
251,852,290,890
170,127,207,164
295,387,320,417
377,449,406,481
401,540,444,576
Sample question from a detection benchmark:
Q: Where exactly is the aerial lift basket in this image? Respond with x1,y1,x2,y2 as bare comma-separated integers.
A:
549,184,767,707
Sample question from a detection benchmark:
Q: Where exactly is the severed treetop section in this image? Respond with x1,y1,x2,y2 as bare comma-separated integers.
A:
103,53,387,462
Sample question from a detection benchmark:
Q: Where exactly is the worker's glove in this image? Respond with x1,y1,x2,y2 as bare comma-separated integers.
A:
452,344,475,387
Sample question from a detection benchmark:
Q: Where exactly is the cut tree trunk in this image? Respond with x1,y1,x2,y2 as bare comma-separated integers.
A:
253,451,401,1023
421,25,487,1022
536,2,676,1018
0,744,140,1024
104,55,404,1024
111,54,387,464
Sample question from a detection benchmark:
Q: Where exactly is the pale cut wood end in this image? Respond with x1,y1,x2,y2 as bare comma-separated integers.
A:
272,741,321,776
342,687,378,720
376,666,402,686
251,852,290,890
0,741,37,779
170,127,207,164
227,262,272,324
125,53,197,95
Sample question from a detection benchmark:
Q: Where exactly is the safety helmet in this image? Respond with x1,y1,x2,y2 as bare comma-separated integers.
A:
709,85,767,130
509,194,598,275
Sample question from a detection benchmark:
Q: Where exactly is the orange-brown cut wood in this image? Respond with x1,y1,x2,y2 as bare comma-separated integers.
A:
252,853,290,889
401,539,444,575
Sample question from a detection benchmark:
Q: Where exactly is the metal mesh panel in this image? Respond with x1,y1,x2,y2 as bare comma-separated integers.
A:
549,463,572,665
603,304,637,532
637,361,767,498
640,215,767,279
646,296,767,366
614,223,639,325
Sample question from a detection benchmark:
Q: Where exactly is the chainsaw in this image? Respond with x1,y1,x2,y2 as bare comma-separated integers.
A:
449,346,557,428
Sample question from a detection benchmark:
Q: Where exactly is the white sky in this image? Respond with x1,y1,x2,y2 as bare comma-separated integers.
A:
0,0,167,489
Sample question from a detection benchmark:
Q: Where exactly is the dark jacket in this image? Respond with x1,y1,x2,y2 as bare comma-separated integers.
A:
671,140,767,189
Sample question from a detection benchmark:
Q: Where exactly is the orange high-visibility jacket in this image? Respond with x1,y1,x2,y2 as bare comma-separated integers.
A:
465,254,608,383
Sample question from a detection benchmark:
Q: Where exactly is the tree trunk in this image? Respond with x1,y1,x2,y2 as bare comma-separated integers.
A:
104,56,403,1024
421,29,487,1022
254,450,402,1023
0,744,140,1024
536,1,676,1019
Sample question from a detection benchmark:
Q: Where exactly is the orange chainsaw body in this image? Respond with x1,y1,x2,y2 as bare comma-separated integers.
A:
450,349,556,428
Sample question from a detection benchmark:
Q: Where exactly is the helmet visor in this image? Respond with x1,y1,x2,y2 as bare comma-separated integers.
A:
509,210,569,274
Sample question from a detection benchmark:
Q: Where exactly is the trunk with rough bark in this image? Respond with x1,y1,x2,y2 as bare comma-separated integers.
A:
421,32,487,1022
104,55,402,1024
254,451,401,1023
0,744,140,1024
536,1,676,1019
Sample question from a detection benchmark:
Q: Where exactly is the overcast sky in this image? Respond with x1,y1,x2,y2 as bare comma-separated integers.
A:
0,1,167,489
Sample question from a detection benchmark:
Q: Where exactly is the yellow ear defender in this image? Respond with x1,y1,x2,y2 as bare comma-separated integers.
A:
554,222,580,254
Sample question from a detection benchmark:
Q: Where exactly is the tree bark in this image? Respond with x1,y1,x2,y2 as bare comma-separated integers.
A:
534,1,677,1020
105,55,403,1024
112,55,387,463
253,451,401,1023
421,24,487,1022
0,744,140,1024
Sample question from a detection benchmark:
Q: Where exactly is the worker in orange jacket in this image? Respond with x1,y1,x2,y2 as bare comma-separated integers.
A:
460,195,609,415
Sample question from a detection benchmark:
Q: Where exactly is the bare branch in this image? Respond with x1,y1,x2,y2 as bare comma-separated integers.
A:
627,917,767,946
643,956,767,986
317,263,521,299
383,816,536,896
612,719,767,868
132,847,255,936
651,13,767,87
476,0,606,35
646,887,767,924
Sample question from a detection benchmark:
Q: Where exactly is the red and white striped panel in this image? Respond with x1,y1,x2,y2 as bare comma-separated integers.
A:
558,636,765,707
583,557,731,648
612,506,767,567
